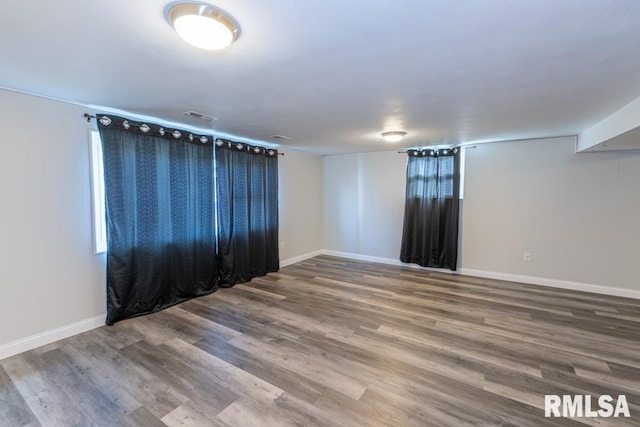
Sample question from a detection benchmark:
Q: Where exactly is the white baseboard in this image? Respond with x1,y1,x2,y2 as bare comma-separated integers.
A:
320,250,457,274
0,314,105,361
321,250,403,266
280,250,324,268
460,268,640,300
313,250,640,300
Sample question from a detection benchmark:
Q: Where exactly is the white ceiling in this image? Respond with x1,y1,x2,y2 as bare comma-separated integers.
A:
1,0,640,154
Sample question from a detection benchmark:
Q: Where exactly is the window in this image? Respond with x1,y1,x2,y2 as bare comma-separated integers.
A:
89,130,107,254
400,148,461,270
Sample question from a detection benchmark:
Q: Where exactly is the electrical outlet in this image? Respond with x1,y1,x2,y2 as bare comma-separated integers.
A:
280,241,285,249
523,252,532,262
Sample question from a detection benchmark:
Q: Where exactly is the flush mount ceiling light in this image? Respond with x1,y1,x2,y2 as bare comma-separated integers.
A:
381,131,407,143
167,3,239,50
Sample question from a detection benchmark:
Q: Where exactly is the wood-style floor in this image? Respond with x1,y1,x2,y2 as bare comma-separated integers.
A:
1,255,639,426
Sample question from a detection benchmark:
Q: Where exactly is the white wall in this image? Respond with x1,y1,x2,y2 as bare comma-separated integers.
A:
462,136,640,291
322,137,640,293
0,88,106,349
278,147,324,262
323,151,407,259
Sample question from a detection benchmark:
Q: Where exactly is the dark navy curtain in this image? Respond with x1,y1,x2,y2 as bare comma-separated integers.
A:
98,115,217,324
215,139,279,286
400,148,460,270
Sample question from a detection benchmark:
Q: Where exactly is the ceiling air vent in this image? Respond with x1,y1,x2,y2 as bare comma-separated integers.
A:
182,111,218,122
270,135,292,140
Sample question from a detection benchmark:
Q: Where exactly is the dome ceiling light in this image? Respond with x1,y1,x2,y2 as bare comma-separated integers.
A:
167,3,239,50
381,131,407,143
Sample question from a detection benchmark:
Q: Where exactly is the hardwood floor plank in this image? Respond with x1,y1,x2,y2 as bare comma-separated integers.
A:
160,338,285,403
234,283,288,300
123,406,168,427
38,347,141,426
0,363,39,427
227,333,368,400
161,400,227,427
194,334,333,404
214,397,294,427
118,340,238,415
64,331,191,419
1,351,92,426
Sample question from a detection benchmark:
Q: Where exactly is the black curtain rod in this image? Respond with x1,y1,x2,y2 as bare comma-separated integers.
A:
84,113,284,155
397,145,476,153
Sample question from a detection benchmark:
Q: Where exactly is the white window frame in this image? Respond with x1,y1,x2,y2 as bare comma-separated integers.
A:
89,130,107,254
459,146,466,199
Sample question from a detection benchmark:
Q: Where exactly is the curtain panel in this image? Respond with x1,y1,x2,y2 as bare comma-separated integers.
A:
400,148,460,270
215,139,279,286
98,115,218,324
